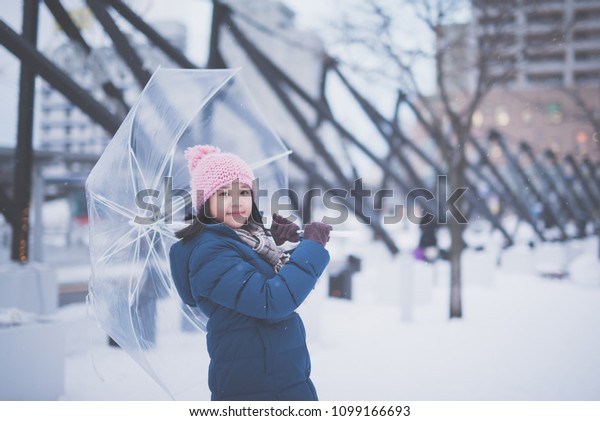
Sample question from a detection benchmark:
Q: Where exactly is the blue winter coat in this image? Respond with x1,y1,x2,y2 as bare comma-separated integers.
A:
169,223,330,401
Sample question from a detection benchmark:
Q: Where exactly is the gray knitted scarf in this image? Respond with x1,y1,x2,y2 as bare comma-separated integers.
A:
233,222,291,273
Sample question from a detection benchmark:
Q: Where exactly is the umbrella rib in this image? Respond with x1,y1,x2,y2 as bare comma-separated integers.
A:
125,72,167,195
128,133,152,192
159,70,239,182
89,220,134,239
127,103,146,197
163,197,189,221
157,227,178,241
249,150,292,170
164,133,179,185
96,231,138,265
96,226,146,264
128,227,144,303
150,221,179,241
124,71,239,204
140,229,173,297
90,191,138,220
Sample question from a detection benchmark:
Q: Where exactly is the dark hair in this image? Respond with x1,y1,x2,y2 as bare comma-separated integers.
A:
175,199,267,241
174,203,215,240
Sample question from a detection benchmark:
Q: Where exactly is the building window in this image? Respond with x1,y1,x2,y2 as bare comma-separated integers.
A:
525,0,563,4
478,15,516,26
526,32,565,48
495,106,510,126
575,9,600,22
479,33,516,48
526,73,563,86
575,50,600,62
493,54,517,66
573,29,600,42
575,72,600,85
527,52,565,63
527,11,563,25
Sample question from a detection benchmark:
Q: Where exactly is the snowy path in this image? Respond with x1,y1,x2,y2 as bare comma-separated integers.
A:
9,208,597,400
57,242,600,401
311,271,600,400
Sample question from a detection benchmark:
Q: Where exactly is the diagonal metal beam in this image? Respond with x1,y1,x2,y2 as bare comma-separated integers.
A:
583,157,600,198
207,0,227,68
332,68,430,197
86,0,151,88
44,0,90,53
223,8,512,247
287,144,400,255
565,154,600,211
223,11,350,185
43,0,129,112
489,131,567,239
520,142,583,236
0,19,121,134
469,134,546,241
332,70,454,220
332,66,514,244
315,60,359,180
106,0,198,69
224,12,419,201
222,11,400,253
544,149,595,222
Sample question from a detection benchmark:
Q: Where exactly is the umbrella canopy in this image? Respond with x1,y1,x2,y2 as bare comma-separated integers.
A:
85,67,290,399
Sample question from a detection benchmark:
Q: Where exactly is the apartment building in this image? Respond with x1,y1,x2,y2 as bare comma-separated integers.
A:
471,0,600,158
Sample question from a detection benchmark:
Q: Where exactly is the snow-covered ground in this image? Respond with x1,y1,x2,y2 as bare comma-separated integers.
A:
2,203,600,401
54,229,600,401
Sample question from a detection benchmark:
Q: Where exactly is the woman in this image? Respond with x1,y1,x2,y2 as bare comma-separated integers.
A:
169,145,331,400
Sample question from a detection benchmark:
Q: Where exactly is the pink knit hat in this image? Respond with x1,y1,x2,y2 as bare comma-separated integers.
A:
184,144,255,210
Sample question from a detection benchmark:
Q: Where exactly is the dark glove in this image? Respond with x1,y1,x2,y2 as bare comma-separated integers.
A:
303,222,332,247
270,213,300,246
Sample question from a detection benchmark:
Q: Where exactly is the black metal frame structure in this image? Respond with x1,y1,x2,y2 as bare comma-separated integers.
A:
0,0,598,263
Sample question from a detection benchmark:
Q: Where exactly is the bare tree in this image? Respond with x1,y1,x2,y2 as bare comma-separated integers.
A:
329,0,526,318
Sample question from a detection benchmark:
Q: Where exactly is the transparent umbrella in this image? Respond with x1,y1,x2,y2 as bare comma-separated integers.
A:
85,68,290,399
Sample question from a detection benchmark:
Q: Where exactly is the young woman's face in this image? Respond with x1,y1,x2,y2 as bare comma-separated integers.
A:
208,181,253,229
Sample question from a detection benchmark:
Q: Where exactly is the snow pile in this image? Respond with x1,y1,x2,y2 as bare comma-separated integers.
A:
0,308,38,328
0,307,55,328
570,254,600,286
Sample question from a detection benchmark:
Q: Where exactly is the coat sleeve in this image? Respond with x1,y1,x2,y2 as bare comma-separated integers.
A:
170,244,196,306
189,239,330,320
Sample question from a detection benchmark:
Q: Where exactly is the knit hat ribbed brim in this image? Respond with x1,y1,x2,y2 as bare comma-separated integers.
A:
184,145,255,210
